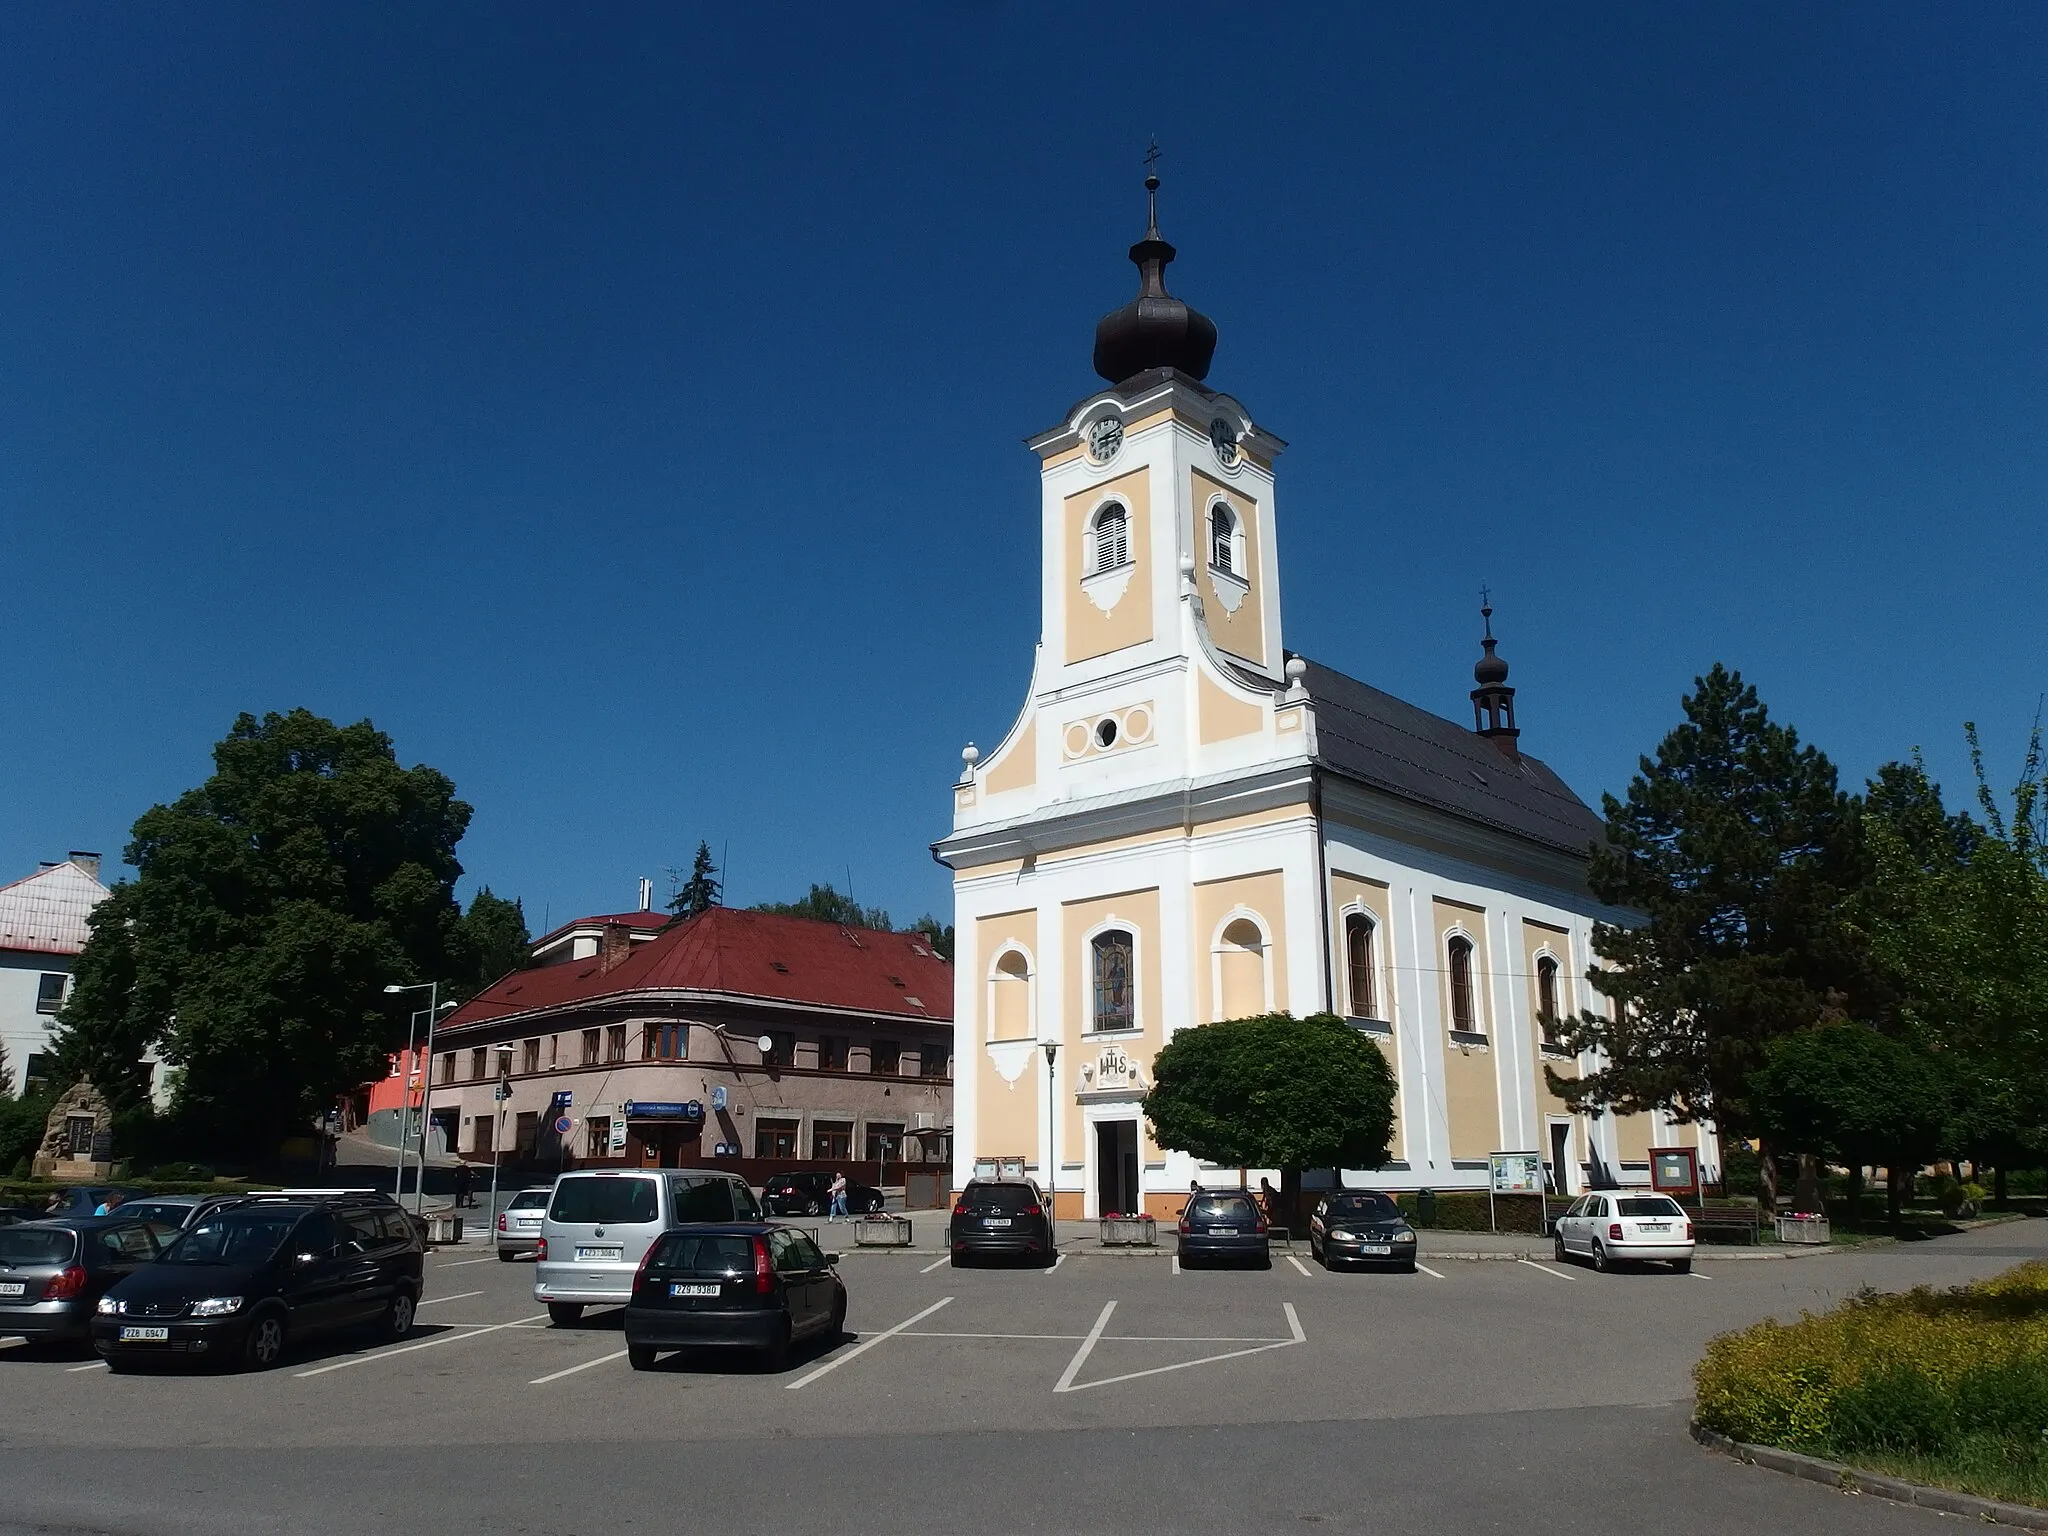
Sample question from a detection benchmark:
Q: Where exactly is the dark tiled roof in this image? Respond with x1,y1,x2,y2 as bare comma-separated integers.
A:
1297,656,1606,858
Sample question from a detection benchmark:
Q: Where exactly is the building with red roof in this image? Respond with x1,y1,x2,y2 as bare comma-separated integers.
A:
418,905,953,1181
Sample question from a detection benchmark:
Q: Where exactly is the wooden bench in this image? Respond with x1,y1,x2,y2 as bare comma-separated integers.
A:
1686,1197,1763,1244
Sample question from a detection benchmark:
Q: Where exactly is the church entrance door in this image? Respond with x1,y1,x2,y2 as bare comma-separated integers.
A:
1095,1120,1140,1216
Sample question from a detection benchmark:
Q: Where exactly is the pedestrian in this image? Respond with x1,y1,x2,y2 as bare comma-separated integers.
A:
455,1160,476,1210
828,1171,849,1221
1259,1177,1280,1227
94,1191,124,1216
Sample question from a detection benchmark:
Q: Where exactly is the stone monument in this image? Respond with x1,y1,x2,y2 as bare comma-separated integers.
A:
30,1079,116,1181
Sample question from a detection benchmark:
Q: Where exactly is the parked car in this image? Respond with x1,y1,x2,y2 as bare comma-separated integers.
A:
759,1171,885,1216
623,1222,845,1371
0,1216,176,1349
949,1177,1055,1266
0,1205,47,1227
117,1194,239,1231
35,1186,145,1219
1307,1190,1418,1271
535,1169,763,1326
1177,1188,1272,1268
91,1192,424,1371
495,1187,550,1260
1552,1192,1695,1273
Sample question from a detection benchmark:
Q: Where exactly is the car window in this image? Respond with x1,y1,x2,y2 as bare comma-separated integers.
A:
1324,1193,1401,1221
377,1209,415,1244
651,1232,754,1275
1190,1195,1258,1223
964,1184,1038,1212
1586,1198,1608,1218
768,1229,804,1273
508,1191,550,1211
669,1178,736,1223
97,1224,160,1263
790,1234,827,1269
0,1228,76,1265
120,1202,188,1227
295,1211,345,1258
549,1176,658,1225
340,1210,384,1250
731,1184,762,1220
1617,1197,1686,1218
163,1213,299,1265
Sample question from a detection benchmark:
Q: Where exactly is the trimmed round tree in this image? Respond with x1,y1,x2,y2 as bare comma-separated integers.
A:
1141,1012,1398,1220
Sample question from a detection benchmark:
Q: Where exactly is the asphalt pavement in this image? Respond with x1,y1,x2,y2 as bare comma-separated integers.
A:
1,1213,2041,1535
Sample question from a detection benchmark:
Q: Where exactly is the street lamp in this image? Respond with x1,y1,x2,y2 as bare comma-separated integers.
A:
385,982,454,1216
487,1043,515,1238
1042,1041,1059,1216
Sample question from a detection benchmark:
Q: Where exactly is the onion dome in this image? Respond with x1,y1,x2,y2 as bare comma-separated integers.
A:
1471,600,1520,752
1092,166,1218,385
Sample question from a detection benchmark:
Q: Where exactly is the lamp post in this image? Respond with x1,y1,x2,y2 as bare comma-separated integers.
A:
488,1043,514,1240
1042,1041,1059,1217
385,982,452,1217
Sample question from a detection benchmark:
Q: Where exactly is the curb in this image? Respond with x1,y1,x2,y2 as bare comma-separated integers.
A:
1690,1421,2048,1531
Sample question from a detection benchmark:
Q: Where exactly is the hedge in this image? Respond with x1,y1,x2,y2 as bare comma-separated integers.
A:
1694,1261,2048,1502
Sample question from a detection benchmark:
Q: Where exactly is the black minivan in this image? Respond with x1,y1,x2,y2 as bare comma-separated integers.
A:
92,1194,423,1372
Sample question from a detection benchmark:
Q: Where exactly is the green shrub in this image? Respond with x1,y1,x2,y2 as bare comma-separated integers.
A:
1830,1365,1958,1453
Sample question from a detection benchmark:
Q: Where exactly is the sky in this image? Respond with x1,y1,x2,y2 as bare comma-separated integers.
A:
3,7,2044,932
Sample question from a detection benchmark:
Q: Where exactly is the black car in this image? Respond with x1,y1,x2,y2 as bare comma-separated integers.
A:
1176,1189,1272,1268
0,1216,177,1348
759,1171,885,1217
949,1178,1055,1266
1308,1189,1418,1271
623,1223,845,1371
91,1193,423,1372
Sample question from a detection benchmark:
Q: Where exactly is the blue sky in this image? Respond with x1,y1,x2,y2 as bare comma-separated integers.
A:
3,7,2043,931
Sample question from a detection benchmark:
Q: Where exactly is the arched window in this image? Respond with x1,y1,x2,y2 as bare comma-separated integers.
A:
1345,913,1378,1020
1447,936,1477,1034
1536,955,1561,1047
1209,502,1237,575
1091,930,1135,1030
1217,917,1267,1019
1091,503,1130,574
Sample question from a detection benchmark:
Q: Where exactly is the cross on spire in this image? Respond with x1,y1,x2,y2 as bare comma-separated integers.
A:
1143,137,1162,236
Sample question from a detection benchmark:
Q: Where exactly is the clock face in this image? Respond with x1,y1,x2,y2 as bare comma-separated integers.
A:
1086,417,1124,464
1209,416,1241,466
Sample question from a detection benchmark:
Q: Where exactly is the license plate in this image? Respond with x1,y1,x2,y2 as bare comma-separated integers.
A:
984,1217,1012,1228
669,1282,720,1298
0,1282,23,1298
575,1246,623,1261
1210,1228,1237,1236
1641,1223,1669,1233
119,1326,170,1342
1361,1244,1393,1256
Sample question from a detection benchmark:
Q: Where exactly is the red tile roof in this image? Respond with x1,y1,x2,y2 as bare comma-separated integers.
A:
444,906,953,1031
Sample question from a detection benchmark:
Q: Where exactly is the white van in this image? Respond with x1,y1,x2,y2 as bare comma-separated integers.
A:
534,1169,762,1324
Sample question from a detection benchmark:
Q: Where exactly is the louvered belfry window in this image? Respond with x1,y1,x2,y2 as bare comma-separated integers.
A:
1092,504,1129,573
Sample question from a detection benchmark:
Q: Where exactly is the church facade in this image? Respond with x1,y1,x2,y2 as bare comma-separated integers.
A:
935,180,1717,1220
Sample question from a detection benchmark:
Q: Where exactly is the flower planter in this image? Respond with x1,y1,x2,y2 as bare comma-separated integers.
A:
426,1213,463,1245
1775,1213,1830,1245
854,1215,914,1248
1099,1215,1157,1247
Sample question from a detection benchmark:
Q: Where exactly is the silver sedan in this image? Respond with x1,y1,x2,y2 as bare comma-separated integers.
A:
495,1187,551,1260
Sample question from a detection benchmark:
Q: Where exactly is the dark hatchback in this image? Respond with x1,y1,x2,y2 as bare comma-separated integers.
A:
91,1195,423,1372
759,1172,884,1216
1308,1190,1418,1271
623,1224,845,1371
949,1178,1054,1267
0,1217,176,1348
1177,1190,1272,1268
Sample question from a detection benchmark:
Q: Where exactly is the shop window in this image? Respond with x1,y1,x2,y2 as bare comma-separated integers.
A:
812,1121,852,1159
865,1123,904,1161
754,1118,799,1159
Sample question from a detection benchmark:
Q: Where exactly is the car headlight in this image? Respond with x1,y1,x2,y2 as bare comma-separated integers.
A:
190,1296,244,1317
1393,1230,1416,1242
1328,1229,1356,1242
97,1295,126,1315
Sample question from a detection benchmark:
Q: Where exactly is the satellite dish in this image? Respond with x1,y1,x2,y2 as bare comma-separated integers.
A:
756,1035,775,1054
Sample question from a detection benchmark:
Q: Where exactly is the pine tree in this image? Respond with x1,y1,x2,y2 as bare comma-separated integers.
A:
1548,666,1879,1162
671,842,723,918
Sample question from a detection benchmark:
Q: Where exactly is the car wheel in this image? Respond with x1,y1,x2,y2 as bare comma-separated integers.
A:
761,1318,791,1373
1591,1240,1611,1274
627,1344,657,1371
1672,1257,1692,1274
240,1311,287,1372
1553,1233,1568,1263
381,1291,415,1342
548,1302,584,1327
805,1200,823,1218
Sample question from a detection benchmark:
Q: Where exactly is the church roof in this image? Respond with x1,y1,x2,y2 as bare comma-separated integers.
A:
1294,656,1606,857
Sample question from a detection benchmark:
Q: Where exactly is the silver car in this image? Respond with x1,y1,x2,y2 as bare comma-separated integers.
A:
533,1169,762,1325
494,1188,550,1261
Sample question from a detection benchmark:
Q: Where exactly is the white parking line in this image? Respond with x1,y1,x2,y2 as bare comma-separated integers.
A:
432,1256,498,1269
1517,1259,1575,1281
416,1291,483,1307
1057,1303,1305,1394
784,1295,953,1391
1286,1255,1312,1276
1171,1256,1181,1275
1415,1262,1447,1280
1045,1253,1065,1274
1053,1300,1117,1393
1688,1270,1711,1281
293,1312,547,1377
530,1349,627,1384
67,1360,107,1372
919,1256,951,1274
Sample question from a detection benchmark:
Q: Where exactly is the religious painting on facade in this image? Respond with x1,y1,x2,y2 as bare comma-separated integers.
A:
1092,931,1134,1029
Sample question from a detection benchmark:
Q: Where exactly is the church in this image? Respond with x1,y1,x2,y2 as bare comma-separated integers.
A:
935,171,1719,1220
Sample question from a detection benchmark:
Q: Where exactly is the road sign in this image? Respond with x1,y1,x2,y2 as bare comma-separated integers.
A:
494,1082,511,1102
709,1085,727,1111
549,1089,573,1109
553,1116,573,1136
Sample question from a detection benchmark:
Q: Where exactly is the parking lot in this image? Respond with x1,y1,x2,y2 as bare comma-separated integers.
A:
4,1221,2041,1535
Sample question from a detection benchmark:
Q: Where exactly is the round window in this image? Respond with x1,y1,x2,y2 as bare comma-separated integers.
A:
1095,718,1118,749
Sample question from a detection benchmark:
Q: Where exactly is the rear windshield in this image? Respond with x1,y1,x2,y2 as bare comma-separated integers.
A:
1191,1195,1258,1223
0,1228,76,1265
1325,1193,1400,1221
651,1233,755,1274
964,1184,1038,1211
121,1202,196,1227
549,1177,658,1226
162,1214,299,1265
507,1191,550,1211
1617,1197,1686,1218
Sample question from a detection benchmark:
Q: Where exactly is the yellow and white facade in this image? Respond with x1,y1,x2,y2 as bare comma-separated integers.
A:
935,220,1714,1219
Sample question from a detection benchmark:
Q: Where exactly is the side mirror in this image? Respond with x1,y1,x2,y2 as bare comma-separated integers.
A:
823,1252,840,1266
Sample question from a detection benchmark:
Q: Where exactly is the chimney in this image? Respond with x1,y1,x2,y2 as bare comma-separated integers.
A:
638,876,653,913
68,852,102,881
598,921,632,974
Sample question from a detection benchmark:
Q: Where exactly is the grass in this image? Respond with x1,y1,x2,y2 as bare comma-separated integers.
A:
1840,1441,2048,1508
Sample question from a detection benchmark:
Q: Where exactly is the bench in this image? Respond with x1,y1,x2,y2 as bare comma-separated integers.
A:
1687,1198,1763,1244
